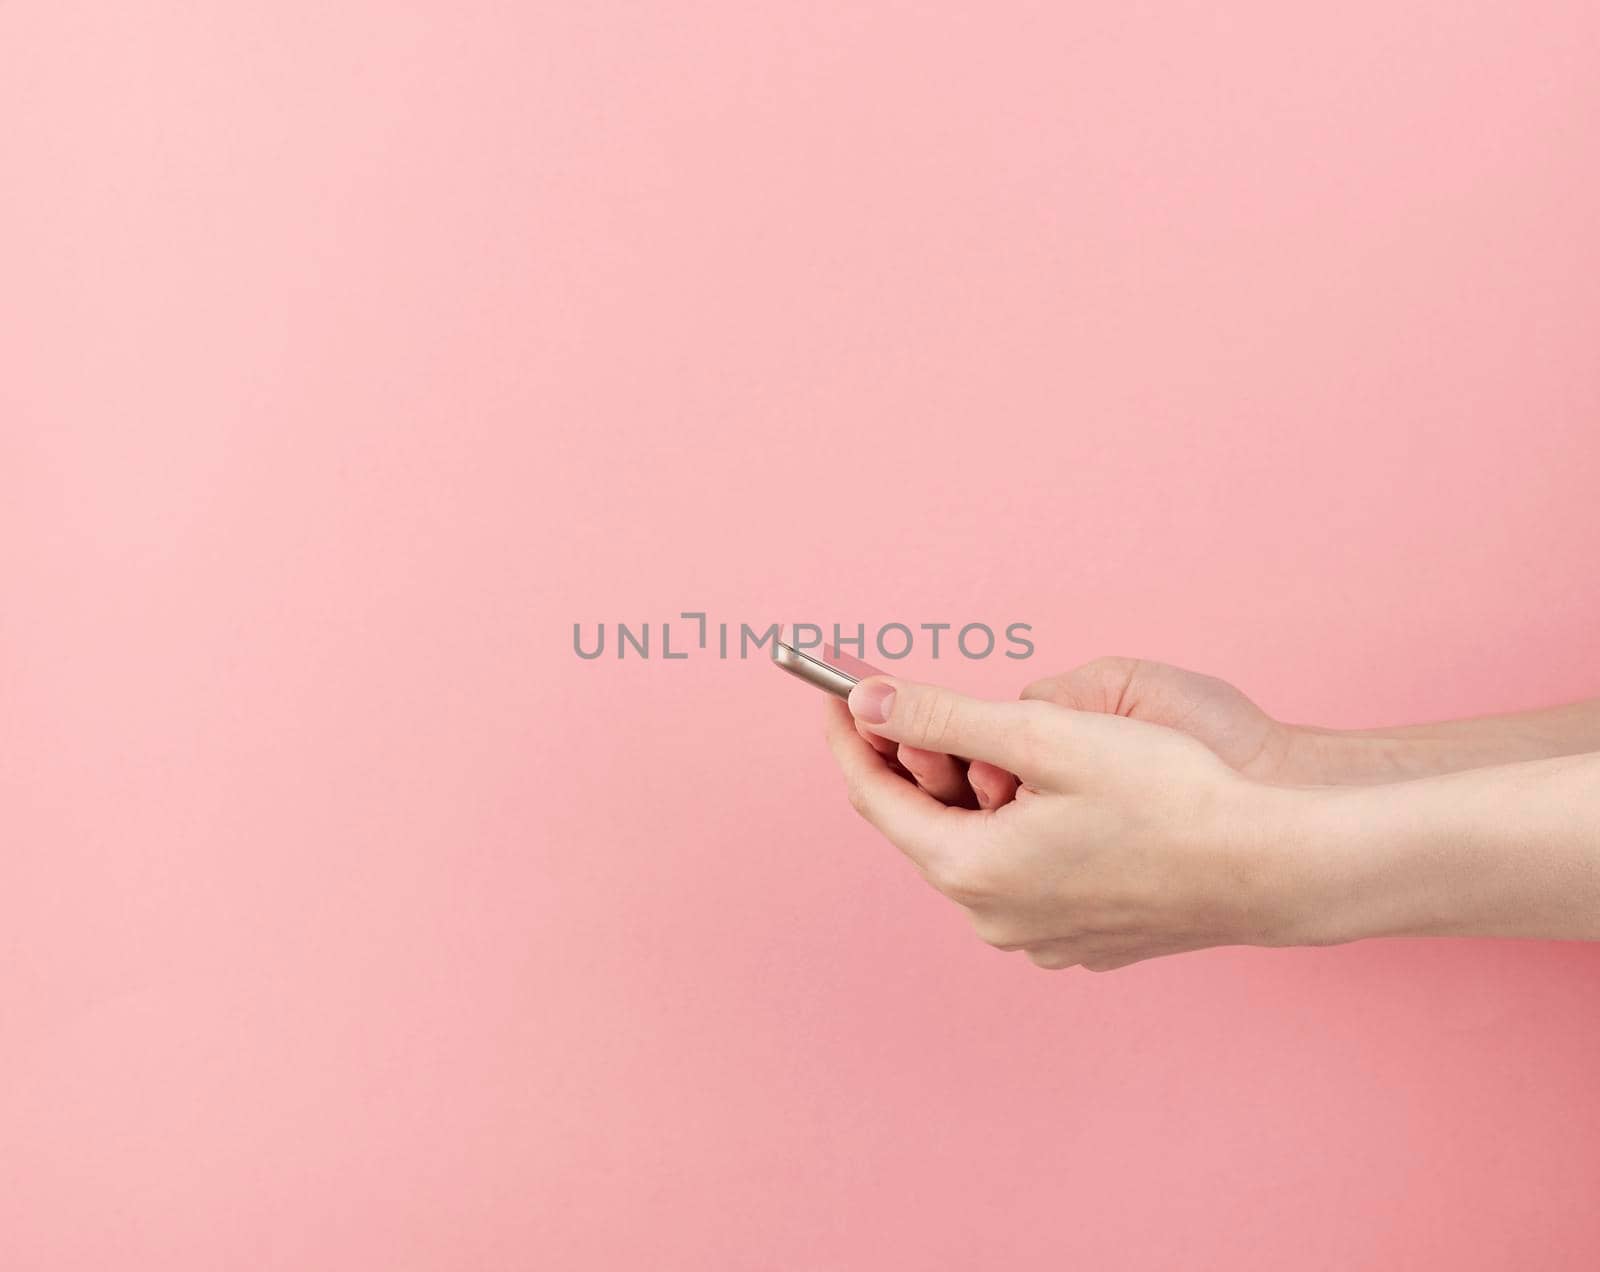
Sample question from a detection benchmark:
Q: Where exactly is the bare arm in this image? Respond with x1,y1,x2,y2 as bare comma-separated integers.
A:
1283,698,1600,784
1016,657,1600,789
827,678,1600,975
1280,750,1600,943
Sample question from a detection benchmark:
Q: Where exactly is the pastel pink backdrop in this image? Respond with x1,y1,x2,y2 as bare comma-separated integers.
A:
4,2,1599,1268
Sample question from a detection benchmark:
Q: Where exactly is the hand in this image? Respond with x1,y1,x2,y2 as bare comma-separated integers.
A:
825,676,1302,972
1022,659,1600,786
1020,657,1295,781
870,658,1297,813
850,718,991,810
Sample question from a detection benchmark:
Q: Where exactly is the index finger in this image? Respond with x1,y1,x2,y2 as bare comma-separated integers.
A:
822,699,979,877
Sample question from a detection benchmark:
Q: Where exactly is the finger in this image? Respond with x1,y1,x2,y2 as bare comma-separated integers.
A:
1035,938,1200,973
856,718,900,758
897,745,975,807
1025,941,1087,971
822,700,975,874
846,677,1064,787
857,717,913,778
1082,954,1143,973
1083,941,1205,972
857,716,921,787
966,760,1018,810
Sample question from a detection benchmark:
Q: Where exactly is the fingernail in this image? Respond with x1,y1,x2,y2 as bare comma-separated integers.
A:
848,679,896,725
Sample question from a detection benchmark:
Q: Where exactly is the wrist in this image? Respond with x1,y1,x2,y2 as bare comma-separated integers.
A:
1272,724,1412,786
1274,719,1582,787
1234,781,1442,948
1228,753,1600,949
1208,781,1342,948
1258,775,1516,946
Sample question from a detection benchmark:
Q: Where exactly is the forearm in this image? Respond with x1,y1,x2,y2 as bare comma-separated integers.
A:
1273,752,1600,945
1279,697,1600,784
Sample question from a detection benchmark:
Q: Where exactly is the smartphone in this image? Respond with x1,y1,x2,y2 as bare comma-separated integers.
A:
772,628,885,699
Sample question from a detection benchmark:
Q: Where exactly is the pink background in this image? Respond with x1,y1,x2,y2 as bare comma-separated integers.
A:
5,2,1600,1268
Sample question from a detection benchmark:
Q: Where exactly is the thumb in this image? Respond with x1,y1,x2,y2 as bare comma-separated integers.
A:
1020,657,1142,714
846,677,1062,787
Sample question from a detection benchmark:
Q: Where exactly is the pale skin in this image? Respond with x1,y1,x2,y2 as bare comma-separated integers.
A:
825,658,1600,972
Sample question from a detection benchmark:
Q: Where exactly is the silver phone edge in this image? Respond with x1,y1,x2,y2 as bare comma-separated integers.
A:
772,640,858,700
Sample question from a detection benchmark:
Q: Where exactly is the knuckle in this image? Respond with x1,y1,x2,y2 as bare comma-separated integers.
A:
924,855,966,897
843,780,871,818
927,855,992,904
1012,700,1058,753
1027,947,1080,971
969,914,1024,950
907,690,958,750
895,743,934,776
